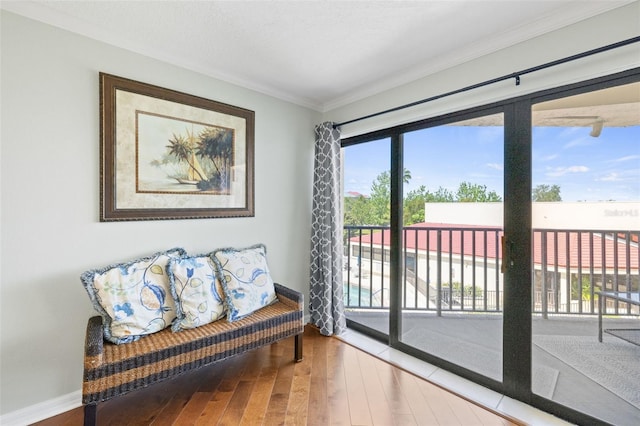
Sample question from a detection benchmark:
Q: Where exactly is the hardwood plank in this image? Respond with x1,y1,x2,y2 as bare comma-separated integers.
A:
356,349,397,425
470,403,517,426
172,392,216,426
217,380,255,425
31,407,83,426
172,362,229,425
284,333,313,426
343,343,373,425
412,373,461,425
442,390,485,425
306,327,330,426
194,354,250,426
238,348,280,426
263,346,296,426
239,365,279,425
372,354,414,417
32,325,523,426
284,366,311,425
391,367,440,425
326,336,352,426
393,414,419,426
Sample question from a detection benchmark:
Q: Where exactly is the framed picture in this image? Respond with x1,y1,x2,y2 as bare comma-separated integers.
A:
100,73,254,221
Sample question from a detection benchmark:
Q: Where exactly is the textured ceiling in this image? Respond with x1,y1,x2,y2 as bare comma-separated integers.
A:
1,1,633,111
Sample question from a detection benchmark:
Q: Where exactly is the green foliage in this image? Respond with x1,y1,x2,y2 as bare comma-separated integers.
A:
426,187,455,202
344,170,503,226
197,127,233,166
164,126,233,191
449,282,484,298
344,195,375,226
571,275,595,301
166,133,192,160
532,184,562,202
196,174,222,191
404,186,428,224
456,181,502,202
369,171,392,225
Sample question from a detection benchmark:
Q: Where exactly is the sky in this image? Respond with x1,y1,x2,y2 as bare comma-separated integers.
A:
343,122,640,203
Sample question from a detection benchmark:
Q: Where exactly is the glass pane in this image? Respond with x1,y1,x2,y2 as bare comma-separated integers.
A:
531,82,640,424
399,113,504,381
342,138,391,335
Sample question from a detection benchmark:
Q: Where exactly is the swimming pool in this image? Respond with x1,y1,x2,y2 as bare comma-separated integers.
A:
343,283,376,307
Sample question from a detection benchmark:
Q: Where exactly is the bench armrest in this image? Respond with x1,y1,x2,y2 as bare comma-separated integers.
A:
85,316,104,366
274,283,304,311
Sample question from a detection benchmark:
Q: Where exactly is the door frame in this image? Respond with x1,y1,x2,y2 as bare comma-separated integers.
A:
341,67,640,425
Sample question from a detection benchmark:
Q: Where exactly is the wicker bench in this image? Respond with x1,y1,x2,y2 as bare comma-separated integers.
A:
82,283,304,426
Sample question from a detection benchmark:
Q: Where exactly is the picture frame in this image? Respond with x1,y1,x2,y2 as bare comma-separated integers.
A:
100,73,254,221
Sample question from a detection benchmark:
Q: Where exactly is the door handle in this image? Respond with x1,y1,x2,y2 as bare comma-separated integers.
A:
501,235,511,273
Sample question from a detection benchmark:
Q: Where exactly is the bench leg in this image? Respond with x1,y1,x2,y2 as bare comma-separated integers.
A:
84,403,97,426
294,333,303,362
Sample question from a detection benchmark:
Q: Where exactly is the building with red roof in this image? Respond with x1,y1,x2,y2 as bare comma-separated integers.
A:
347,222,639,312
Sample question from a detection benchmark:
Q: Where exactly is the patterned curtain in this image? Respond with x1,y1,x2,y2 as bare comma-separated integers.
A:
309,122,346,336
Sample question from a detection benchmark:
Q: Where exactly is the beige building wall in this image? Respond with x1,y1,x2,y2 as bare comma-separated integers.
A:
425,202,640,230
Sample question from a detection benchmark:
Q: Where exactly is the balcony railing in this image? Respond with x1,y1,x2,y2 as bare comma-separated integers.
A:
344,225,640,317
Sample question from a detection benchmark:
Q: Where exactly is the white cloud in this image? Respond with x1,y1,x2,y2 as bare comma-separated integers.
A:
546,165,589,177
541,154,558,161
597,172,620,182
486,163,503,171
609,155,640,163
563,135,595,149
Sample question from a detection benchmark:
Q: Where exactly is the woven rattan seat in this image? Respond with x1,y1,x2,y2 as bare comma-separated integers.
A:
82,283,304,425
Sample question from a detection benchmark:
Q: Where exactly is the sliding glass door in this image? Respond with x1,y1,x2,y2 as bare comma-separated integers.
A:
342,137,391,337
398,112,505,383
530,82,640,424
340,69,640,425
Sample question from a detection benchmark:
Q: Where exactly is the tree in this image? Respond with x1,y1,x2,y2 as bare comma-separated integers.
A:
532,184,562,202
369,171,392,225
426,187,455,202
196,127,234,191
367,169,412,226
344,195,373,226
404,186,428,225
166,130,208,182
456,181,502,202
344,170,503,226
404,185,460,225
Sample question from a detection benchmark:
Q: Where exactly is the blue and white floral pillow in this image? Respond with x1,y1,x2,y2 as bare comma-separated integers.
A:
80,248,186,344
168,254,226,332
211,244,277,322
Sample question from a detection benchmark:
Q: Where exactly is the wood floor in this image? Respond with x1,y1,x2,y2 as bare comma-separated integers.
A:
35,325,521,426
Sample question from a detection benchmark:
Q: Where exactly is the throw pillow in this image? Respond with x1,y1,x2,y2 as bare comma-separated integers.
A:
80,247,186,344
168,254,226,331
211,244,277,321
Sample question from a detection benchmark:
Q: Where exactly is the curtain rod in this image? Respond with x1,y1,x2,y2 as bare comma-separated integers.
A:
333,36,640,129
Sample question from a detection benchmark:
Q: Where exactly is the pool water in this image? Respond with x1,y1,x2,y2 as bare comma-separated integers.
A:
343,284,374,307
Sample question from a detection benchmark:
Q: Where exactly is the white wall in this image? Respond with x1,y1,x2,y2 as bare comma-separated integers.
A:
325,2,640,138
0,11,321,416
425,202,640,230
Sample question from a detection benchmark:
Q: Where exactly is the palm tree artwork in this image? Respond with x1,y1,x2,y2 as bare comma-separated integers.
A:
164,125,234,193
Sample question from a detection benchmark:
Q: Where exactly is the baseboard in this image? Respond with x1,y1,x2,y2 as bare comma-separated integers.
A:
0,390,82,426
1,317,311,425
2,319,312,425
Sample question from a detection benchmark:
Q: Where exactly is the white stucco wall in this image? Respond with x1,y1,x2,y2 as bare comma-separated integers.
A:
0,11,320,418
